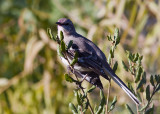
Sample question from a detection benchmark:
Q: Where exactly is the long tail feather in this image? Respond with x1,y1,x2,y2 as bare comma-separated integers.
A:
103,66,140,105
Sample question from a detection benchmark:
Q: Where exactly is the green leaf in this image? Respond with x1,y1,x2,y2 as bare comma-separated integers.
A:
87,85,96,93
65,74,75,83
110,49,114,58
146,85,150,101
60,31,64,41
126,51,133,62
108,96,117,112
47,28,56,41
96,106,103,114
150,75,155,87
145,104,154,114
70,58,78,66
69,103,78,114
113,61,118,73
74,91,82,105
67,40,73,50
84,101,89,110
107,34,112,41
155,84,160,93
74,51,79,59
155,74,160,83
57,45,64,58
100,90,106,106
125,104,134,114
94,105,98,113
137,56,143,66
133,53,139,62
135,67,143,83
114,28,120,46
60,41,66,52
122,61,128,71
70,51,79,66
139,103,148,112
137,72,146,91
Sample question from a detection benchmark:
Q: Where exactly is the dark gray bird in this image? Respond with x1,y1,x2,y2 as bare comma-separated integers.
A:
56,18,140,105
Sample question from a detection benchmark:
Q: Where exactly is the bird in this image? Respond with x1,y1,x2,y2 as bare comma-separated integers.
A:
56,18,140,105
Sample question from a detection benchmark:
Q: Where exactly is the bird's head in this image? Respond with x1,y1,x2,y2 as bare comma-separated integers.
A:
56,18,76,36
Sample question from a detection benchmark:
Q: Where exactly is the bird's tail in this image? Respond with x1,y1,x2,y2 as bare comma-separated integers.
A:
103,66,140,105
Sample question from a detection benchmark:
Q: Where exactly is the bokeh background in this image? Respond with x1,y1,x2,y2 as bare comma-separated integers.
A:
0,0,160,113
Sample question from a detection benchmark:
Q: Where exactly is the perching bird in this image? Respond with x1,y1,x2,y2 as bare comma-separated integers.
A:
56,18,140,105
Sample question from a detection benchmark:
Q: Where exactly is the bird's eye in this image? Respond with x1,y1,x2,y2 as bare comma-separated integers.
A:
64,23,69,25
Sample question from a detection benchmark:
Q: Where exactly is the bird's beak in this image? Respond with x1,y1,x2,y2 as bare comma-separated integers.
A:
56,22,61,25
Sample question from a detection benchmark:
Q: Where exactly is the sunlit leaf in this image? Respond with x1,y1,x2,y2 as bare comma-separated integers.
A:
60,40,66,52
65,74,75,83
69,103,78,114
139,103,148,112
57,45,64,58
60,31,64,41
108,96,117,112
87,85,96,93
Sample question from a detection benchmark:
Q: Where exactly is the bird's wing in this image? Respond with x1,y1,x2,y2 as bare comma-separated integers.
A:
66,43,108,78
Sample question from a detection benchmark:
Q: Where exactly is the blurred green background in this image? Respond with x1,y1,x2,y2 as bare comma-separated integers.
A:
0,0,160,113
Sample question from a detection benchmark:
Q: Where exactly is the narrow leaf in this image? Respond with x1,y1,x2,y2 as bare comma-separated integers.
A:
70,58,78,66
87,85,96,93
69,103,78,114
60,41,66,52
60,31,64,41
125,104,134,114
150,75,155,87
126,51,133,62
155,74,160,83
57,45,64,58
122,61,128,71
96,106,103,114
107,34,112,41
108,96,117,112
133,53,139,62
155,84,160,93
146,85,150,101
100,90,106,106
113,61,118,73
114,28,120,46
145,104,154,114
139,103,148,112
110,49,114,58
137,72,146,90
47,28,56,41
65,74,75,83
67,40,73,50
135,67,143,83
